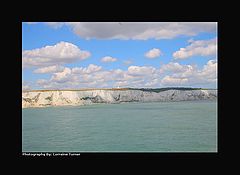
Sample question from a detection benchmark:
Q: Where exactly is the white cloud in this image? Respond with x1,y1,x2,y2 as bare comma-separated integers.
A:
114,81,129,87
22,81,33,90
26,22,216,40
198,60,217,81
22,85,31,91
72,64,102,74
22,41,91,68
37,79,58,89
128,66,156,76
173,38,217,60
160,62,184,73
145,48,162,58
101,56,117,62
35,65,159,89
36,79,49,86
36,65,109,89
160,62,194,73
33,65,65,74
160,59,217,86
50,67,72,83
34,60,217,89
66,22,216,40
144,79,160,87
161,76,189,85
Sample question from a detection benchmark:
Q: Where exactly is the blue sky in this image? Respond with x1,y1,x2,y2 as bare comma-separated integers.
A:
22,22,217,90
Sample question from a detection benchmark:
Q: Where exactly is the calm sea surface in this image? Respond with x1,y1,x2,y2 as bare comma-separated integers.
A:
22,100,217,152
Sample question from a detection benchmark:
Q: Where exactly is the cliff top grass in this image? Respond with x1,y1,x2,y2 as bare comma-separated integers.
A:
129,87,217,93
22,87,217,93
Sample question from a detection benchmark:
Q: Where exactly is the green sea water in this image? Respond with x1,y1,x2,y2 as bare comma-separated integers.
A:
22,100,217,152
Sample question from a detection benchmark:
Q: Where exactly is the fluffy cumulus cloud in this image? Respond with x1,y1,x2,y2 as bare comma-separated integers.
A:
160,60,217,86
35,65,159,89
27,22,216,40
198,60,217,82
33,65,65,74
72,64,102,74
160,62,195,74
101,56,117,62
145,48,162,58
24,22,218,89
161,76,189,85
128,66,156,76
173,38,217,60
34,60,217,89
22,41,91,68
50,67,73,83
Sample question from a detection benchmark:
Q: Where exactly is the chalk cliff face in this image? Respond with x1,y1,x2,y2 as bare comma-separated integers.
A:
22,89,217,108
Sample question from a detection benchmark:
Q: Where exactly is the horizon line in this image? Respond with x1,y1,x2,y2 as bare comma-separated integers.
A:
22,87,218,92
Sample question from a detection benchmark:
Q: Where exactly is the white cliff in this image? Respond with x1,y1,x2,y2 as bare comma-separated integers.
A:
22,89,217,108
